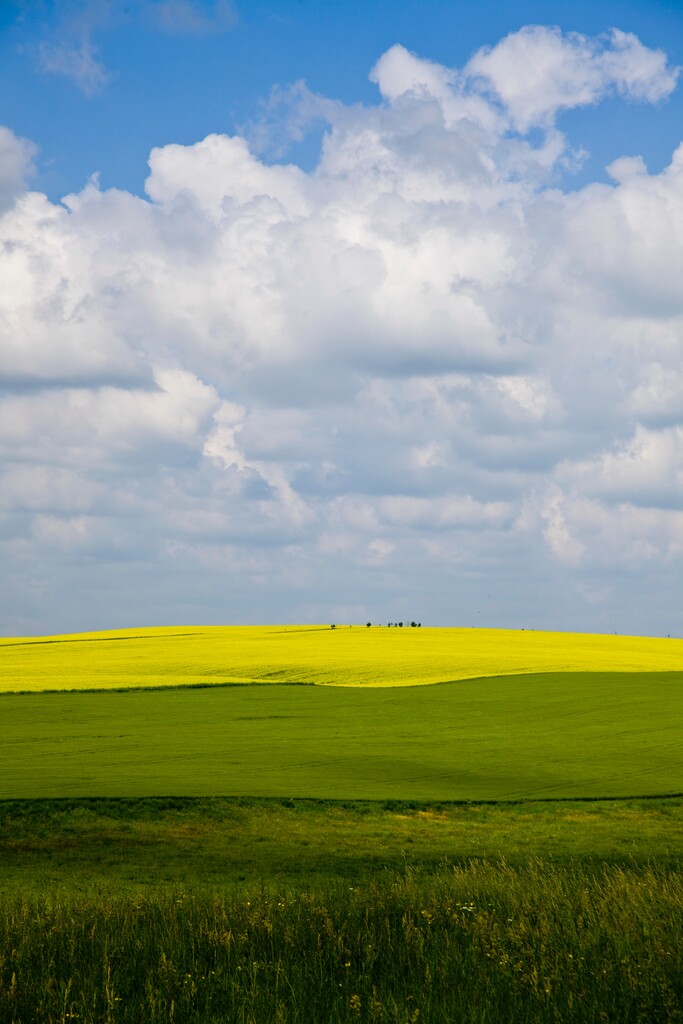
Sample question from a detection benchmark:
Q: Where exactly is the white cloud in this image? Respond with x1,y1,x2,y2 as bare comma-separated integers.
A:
0,127,36,214
242,81,343,159
539,488,586,565
544,492,683,569
559,426,683,508
629,363,683,426
465,26,679,132
145,134,310,217
606,154,647,183
0,466,100,515
1,26,683,635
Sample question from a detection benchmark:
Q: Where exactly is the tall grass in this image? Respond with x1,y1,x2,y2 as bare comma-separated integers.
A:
2,860,680,1023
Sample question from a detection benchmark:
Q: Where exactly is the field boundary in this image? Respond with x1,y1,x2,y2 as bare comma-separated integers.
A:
0,680,317,696
3,667,681,697
2,792,681,810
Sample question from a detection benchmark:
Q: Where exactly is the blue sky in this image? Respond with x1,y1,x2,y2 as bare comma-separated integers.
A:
1,0,683,636
4,0,683,198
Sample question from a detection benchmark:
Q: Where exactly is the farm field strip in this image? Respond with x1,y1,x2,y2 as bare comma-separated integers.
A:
2,672,680,801
1,624,682,693
1,797,681,894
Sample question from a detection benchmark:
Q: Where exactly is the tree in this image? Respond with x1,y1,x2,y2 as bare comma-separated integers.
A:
366,622,372,627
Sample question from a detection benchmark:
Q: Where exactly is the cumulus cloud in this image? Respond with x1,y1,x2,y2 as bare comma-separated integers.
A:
533,489,683,570
1,25,683,635
465,26,679,131
0,127,36,214
558,426,683,509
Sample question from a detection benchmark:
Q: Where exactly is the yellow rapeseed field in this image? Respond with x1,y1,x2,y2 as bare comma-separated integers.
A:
1,624,681,693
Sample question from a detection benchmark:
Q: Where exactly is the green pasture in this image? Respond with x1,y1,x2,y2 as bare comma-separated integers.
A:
1,797,680,896
2,671,680,801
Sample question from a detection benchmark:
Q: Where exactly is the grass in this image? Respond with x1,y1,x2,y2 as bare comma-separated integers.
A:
1,672,681,800
0,797,681,894
2,624,682,693
1,799,682,1023
2,626,681,1020
1,855,681,1023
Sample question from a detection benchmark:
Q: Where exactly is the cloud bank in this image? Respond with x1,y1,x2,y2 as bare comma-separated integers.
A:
1,26,682,634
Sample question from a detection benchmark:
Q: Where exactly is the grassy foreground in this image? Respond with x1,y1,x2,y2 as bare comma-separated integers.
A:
2,861,681,1024
1,799,681,1024
2,672,681,800
2,624,682,693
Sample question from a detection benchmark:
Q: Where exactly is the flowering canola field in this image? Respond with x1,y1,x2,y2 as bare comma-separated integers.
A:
1,624,681,693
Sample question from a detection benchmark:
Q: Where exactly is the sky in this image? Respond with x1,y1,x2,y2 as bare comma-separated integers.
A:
1,0,683,637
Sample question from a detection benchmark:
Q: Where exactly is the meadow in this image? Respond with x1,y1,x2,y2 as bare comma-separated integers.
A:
1,798,682,1023
1,797,681,894
1,671,681,800
1,625,681,1022
2,856,681,1024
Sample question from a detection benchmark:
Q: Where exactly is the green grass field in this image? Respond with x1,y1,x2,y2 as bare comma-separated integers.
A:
2,625,681,1022
1,800,681,1024
2,671,681,800
1,797,680,894
2,857,680,1024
